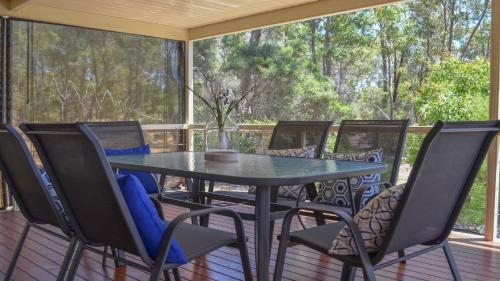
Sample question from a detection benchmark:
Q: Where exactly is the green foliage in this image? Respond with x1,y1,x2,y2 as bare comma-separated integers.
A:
416,57,490,124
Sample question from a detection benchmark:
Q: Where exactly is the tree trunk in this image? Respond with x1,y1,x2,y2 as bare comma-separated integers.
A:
390,51,406,120
309,20,318,66
323,18,333,77
461,0,489,58
447,0,456,53
239,29,261,116
442,1,448,57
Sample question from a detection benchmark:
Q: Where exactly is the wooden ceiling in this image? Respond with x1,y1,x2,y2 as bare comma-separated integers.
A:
0,0,406,40
29,0,318,28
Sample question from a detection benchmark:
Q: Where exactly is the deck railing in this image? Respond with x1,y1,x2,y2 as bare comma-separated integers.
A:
141,123,485,235
141,123,433,153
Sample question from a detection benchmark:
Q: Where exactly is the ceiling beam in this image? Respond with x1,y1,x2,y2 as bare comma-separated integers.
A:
188,0,408,40
0,2,188,40
9,0,31,11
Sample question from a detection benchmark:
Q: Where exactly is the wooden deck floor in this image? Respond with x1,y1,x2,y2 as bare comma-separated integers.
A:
0,205,500,281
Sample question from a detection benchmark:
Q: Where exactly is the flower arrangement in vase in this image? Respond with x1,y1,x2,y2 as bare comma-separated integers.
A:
187,86,252,153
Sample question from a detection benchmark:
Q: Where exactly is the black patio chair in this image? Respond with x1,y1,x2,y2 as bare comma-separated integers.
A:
85,121,174,193
84,121,146,149
207,120,333,208
21,122,252,281
0,124,76,281
297,120,410,221
273,120,500,281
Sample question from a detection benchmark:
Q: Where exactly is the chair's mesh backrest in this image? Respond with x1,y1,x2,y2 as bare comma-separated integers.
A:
334,120,409,184
0,125,59,226
22,123,145,256
268,121,333,158
84,121,145,149
385,121,499,253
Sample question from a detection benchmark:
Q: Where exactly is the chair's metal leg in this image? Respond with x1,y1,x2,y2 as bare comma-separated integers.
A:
363,269,376,281
163,270,172,281
149,254,167,281
361,264,376,281
190,216,199,225
314,212,327,226
238,237,253,281
149,266,163,281
4,222,31,280
111,248,126,267
443,240,462,281
349,267,357,281
398,250,406,264
56,236,78,281
297,214,307,229
101,246,108,266
273,239,288,281
340,263,356,281
173,268,181,281
273,212,294,281
65,241,84,281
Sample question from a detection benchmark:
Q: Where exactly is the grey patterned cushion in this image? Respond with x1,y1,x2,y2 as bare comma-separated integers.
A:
39,168,72,229
248,145,317,200
329,184,405,256
316,149,383,207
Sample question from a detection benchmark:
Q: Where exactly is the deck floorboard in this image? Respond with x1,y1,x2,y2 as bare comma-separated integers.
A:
0,204,499,281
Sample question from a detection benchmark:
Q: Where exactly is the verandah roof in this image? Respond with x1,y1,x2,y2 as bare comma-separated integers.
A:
0,0,406,41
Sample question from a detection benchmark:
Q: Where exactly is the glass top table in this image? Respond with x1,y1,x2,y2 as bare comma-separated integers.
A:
108,151,386,186
108,152,386,281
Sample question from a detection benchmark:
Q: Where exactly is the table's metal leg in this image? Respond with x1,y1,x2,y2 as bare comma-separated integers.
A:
191,179,200,225
198,180,210,227
269,186,279,254
255,185,271,281
201,181,215,227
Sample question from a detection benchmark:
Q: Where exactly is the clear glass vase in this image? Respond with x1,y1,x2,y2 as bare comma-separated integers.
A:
205,116,240,152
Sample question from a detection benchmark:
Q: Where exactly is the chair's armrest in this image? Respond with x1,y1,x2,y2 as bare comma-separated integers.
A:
154,208,247,264
353,181,393,212
279,207,372,262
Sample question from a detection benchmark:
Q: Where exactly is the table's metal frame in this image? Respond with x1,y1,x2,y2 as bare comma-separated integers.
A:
109,152,385,281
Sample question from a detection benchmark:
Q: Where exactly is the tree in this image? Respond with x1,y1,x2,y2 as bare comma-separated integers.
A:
415,57,489,124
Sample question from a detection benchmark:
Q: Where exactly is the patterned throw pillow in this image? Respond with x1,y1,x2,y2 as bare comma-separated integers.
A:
329,184,405,256
248,145,317,200
39,168,72,229
316,149,383,208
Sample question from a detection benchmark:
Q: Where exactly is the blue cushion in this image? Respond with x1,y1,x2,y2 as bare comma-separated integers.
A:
117,174,187,264
105,145,159,194
105,145,151,156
